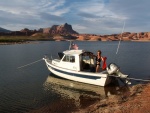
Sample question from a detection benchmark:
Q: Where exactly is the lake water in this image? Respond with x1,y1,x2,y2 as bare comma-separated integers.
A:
0,41,150,113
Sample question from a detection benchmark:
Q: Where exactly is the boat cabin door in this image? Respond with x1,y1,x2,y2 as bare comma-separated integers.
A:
79,52,95,72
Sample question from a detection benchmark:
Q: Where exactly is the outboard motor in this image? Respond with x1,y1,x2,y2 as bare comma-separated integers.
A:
106,63,131,84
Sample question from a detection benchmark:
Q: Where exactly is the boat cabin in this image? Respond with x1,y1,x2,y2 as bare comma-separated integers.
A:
52,50,96,72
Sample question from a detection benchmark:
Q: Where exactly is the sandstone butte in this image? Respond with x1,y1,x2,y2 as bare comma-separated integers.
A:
74,83,150,113
0,23,150,42
74,32,150,41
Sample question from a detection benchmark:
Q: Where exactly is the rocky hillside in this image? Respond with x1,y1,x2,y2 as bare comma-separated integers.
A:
0,23,150,42
76,32,150,41
42,23,78,35
0,27,11,33
0,23,78,37
76,83,150,113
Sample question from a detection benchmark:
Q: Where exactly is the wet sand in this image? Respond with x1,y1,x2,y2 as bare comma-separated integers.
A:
74,83,150,113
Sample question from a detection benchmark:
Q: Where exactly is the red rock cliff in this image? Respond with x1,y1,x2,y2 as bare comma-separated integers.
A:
43,23,78,35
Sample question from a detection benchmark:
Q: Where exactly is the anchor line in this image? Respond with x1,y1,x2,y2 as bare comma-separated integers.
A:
127,77,150,82
17,58,43,69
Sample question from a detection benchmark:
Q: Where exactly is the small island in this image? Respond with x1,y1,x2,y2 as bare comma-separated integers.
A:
0,23,150,44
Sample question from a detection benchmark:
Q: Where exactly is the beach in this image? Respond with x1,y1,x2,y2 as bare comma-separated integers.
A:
74,83,150,113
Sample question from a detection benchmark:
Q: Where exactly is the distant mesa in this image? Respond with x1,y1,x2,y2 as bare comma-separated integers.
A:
0,23,150,41
0,27,11,33
43,23,79,35
0,23,78,37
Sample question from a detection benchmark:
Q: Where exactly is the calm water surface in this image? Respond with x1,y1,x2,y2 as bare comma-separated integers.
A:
0,41,150,113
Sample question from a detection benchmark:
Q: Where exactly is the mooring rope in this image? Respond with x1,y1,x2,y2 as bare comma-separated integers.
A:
17,58,43,69
128,77,150,82
108,75,150,82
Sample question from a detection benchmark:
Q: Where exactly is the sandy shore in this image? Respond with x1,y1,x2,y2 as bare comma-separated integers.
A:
74,83,150,113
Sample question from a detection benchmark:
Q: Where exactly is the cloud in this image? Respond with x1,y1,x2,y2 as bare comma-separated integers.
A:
37,0,69,16
74,0,126,20
69,0,150,34
0,0,150,34
66,0,126,34
39,12,64,22
0,0,69,30
105,0,150,33
77,12,99,18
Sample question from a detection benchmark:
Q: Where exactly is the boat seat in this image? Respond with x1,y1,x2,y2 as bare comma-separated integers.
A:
83,63,90,69
81,61,96,72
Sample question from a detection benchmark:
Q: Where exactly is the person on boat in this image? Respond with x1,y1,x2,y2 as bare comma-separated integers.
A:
91,50,104,72
95,50,104,72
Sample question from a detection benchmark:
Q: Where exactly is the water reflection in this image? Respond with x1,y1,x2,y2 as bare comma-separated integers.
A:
43,73,129,110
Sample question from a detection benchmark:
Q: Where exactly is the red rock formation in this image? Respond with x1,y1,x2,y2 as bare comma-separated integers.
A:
43,23,78,35
147,32,150,38
0,24,150,41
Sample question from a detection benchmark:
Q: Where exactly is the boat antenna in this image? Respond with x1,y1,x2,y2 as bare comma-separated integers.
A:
116,21,126,55
69,40,72,50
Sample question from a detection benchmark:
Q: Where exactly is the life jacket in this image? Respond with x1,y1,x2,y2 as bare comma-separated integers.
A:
102,57,107,70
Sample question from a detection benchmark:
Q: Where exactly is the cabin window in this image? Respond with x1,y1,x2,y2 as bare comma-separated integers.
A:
80,52,95,71
62,55,75,63
58,52,64,59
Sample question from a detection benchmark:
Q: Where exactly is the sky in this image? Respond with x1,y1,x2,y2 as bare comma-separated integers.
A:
0,0,150,34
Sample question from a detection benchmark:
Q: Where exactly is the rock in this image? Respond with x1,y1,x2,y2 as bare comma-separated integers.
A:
122,37,130,41
146,32,150,38
1,23,150,42
89,36,101,41
43,23,78,35
43,28,51,34
122,32,131,37
137,32,145,38
0,27,11,33
107,35,118,41
74,83,150,113
129,33,137,39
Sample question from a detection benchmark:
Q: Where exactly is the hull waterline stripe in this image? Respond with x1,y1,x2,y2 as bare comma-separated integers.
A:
47,64,101,79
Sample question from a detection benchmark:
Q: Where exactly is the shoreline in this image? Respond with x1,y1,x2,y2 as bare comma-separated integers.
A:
0,39,150,45
74,83,150,113
0,41,40,45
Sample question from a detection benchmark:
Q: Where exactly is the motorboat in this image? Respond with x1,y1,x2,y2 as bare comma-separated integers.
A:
43,74,105,107
43,74,129,109
43,49,130,86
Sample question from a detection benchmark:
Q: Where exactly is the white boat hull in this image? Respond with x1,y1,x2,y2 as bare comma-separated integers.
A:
44,58,112,86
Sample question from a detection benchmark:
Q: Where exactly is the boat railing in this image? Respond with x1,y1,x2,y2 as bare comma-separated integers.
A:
44,55,49,60
44,54,62,61
50,55,53,60
53,59,60,62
